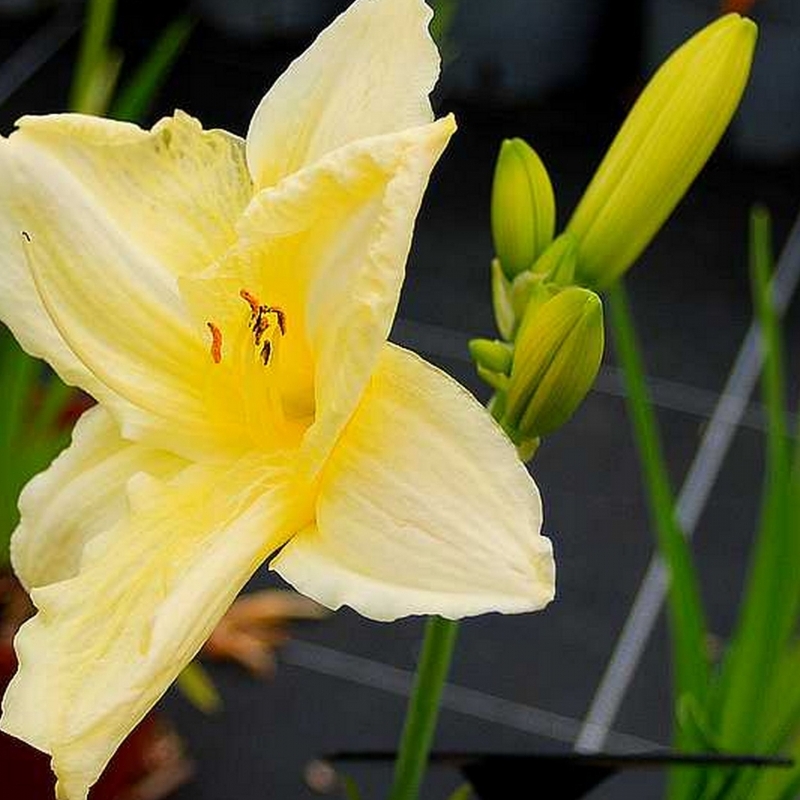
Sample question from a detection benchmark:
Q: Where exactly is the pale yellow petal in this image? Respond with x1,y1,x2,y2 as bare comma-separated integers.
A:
184,118,455,465
14,112,252,276
10,150,203,418
1,457,312,800
246,0,439,189
0,141,102,396
11,405,185,591
0,113,250,407
272,344,555,621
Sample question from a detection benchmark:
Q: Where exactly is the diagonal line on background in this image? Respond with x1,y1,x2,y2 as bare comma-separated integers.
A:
283,639,661,753
0,9,79,109
391,319,773,432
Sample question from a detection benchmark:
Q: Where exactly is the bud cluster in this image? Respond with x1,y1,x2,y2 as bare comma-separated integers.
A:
471,13,756,460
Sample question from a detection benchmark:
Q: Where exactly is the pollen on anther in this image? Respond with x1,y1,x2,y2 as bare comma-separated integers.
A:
270,307,287,336
206,322,223,364
240,289,261,315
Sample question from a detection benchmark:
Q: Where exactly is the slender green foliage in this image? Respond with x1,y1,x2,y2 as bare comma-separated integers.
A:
0,331,75,568
607,283,711,800
608,283,711,711
69,0,119,114
111,16,194,122
714,209,792,757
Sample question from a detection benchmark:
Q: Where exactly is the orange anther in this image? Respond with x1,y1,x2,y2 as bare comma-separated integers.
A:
269,307,287,336
207,322,223,364
240,289,261,315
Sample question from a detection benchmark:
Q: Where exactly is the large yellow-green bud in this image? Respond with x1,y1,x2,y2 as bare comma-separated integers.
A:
503,287,604,440
567,14,757,290
491,138,556,279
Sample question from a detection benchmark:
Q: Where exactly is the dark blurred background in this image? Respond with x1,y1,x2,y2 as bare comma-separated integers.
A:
1,1,799,798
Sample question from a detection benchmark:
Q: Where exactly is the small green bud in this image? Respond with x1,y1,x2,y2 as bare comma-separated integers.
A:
491,258,516,340
491,138,556,278
531,232,579,286
469,338,514,374
504,287,604,440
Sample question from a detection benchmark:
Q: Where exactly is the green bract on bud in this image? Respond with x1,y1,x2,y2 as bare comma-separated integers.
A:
503,287,604,440
531,232,578,286
491,258,516,340
567,14,757,290
491,138,556,279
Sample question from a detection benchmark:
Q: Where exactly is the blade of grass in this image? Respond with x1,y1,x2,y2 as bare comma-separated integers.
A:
110,15,194,123
26,377,75,447
608,282,710,709
715,208,792,754
0,335,40,562
607,282,710,800
749,727,800,800
762,642,800,754
69,0,118,113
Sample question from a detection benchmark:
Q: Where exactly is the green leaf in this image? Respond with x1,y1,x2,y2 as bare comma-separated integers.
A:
0,333,40,563
110,15,194,123
428,0,459,64
747,726,800,800
175,661,221,714
713,207,792,755
70,0,119,114
606,283,710,800
340,774,363,800
26,377,75,448
445,783,473,800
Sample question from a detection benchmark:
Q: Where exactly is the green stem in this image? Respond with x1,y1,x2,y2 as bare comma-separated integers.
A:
607,282,710,800
388,616,459,800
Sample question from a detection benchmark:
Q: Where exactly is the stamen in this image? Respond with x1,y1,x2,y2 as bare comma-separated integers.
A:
253,308,270,346
240,289,261,315
206,322,223,364
270,307,287,336
239,288,286,367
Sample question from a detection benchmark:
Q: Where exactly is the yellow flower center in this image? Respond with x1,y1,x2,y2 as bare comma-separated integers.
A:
205,289,287,369
201,287,307,452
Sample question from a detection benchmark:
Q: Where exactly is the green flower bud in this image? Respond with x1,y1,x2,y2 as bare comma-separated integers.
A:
567,14,756,289
491,258,516,340
491,138,556,279
504,287,604,440
469,338,514,374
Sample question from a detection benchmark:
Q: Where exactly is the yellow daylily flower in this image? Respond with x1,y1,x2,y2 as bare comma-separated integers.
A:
0,1,554,798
